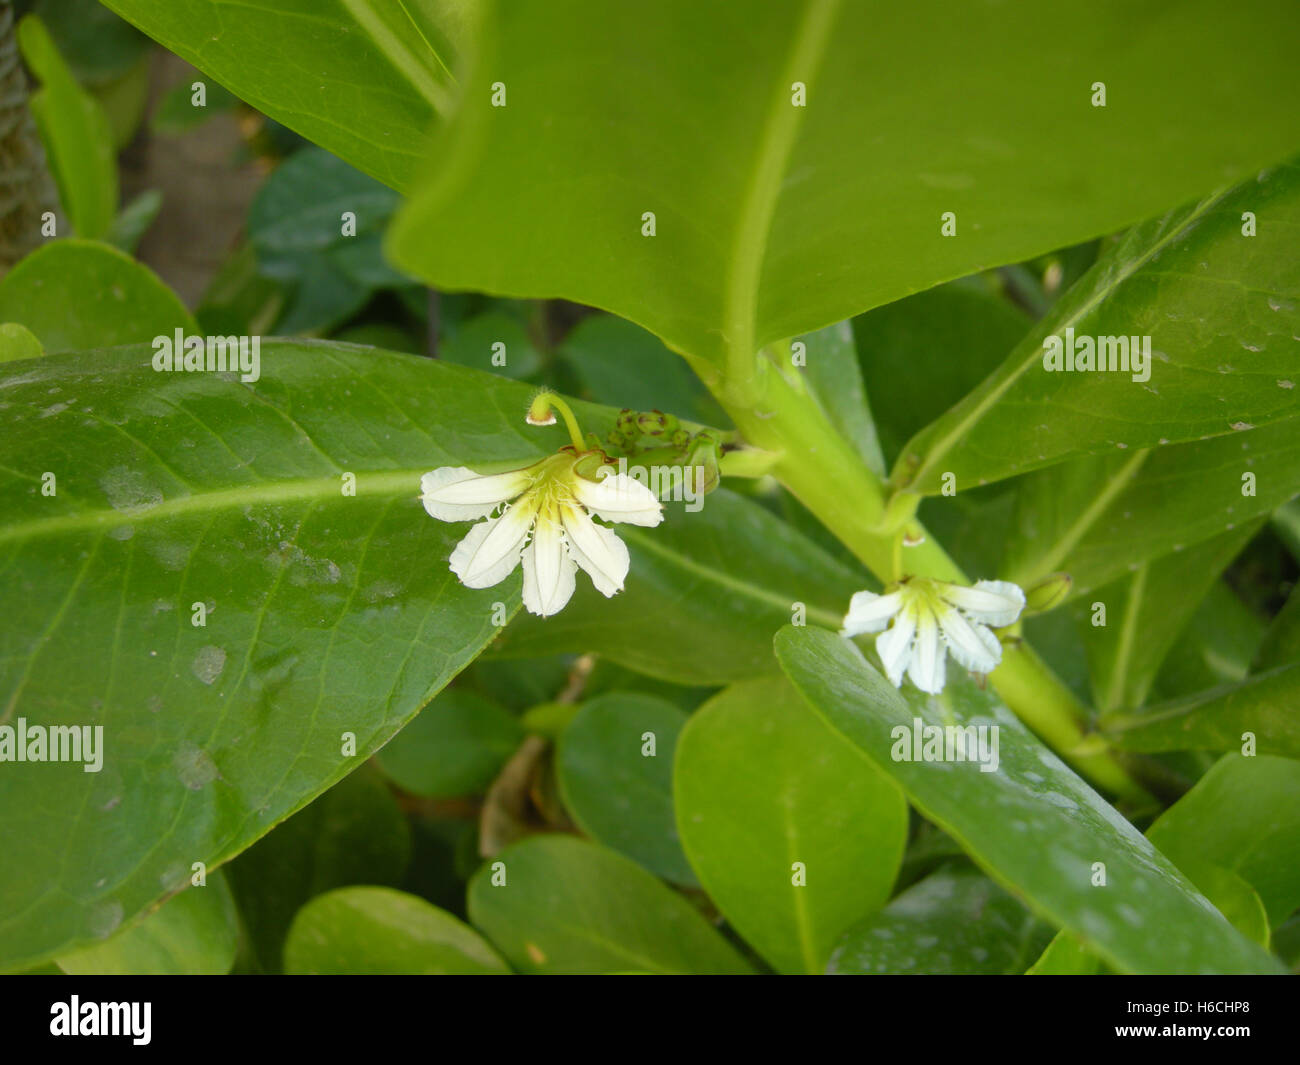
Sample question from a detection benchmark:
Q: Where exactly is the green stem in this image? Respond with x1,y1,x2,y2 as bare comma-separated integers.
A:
528,390,586,451
713,356,1150,803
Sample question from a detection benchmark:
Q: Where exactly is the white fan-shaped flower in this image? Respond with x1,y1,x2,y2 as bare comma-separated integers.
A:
420,450,663,617
840,577,1026,694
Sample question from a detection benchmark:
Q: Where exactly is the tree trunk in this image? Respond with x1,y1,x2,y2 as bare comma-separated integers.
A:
0,0,58,272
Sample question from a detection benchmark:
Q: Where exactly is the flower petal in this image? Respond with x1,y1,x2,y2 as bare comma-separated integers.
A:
421,465,534,522
841,590,902,637
907,603,946,694
521,512,576,616
572,471,664,526
875,608,916,688
939,579,1026,628
448,500,535,588
939,608,1002,674
561,503,629,597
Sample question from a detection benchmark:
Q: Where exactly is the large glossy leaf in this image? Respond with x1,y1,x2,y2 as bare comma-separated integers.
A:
55,870,238,976
466,835,753,974
390,1,1300,366
1002,420,1300,596
774,626,1283,974
674,676,906,973
0,240,196,351
1147,755,1300,928
283,886,509,975
1033,754,1299,971
829,865,1051,975
488,489,867,685
102,0,472,191
556,693,695,886
0,340,653,970
1105,662,1300,761
18,15,117,240
896,162,1300,494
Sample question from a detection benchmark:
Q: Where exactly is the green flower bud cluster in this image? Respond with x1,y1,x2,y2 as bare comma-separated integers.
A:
600,409,723,497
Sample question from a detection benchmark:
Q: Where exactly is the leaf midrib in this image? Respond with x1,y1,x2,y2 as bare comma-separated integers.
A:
338,0,453,115
723,0,841,372
0,469,424,545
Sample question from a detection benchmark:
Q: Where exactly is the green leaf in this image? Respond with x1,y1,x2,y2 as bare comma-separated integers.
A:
466,835,753,974
249,148,401,279
854,280,1030,466
31,0,150,86
1274,500,1300,561
1028,868,1271,970
488,489,866,685
774,626,1283,974
375,689,523,799
0,240,197,352
1148,754,1300,928
195,243,288,338
151,79,239,136
275,258,372,336
1033,754,1297,970
1027,930,1102,975
1105,662,1300,761
226,763,411,972
106,189,164,255
829,866,1051,975
1274,915,1300,971
794,321,885,475
390,1,1300,366
556,692,696,886
1153,581,1266,700
0,324,43,363
55,871,238,976
464,655,574,714
103,0,469,191
558,314,725,425
1171,864,1270,948
18,15,118,240
581,659,716,716
896,163,1300,494
0,342,637,971
441,311,541,379
283,886,509,975
1080,524,1261,715
1254,581,1300,672
674,676,906,973
1002,421,1300,597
